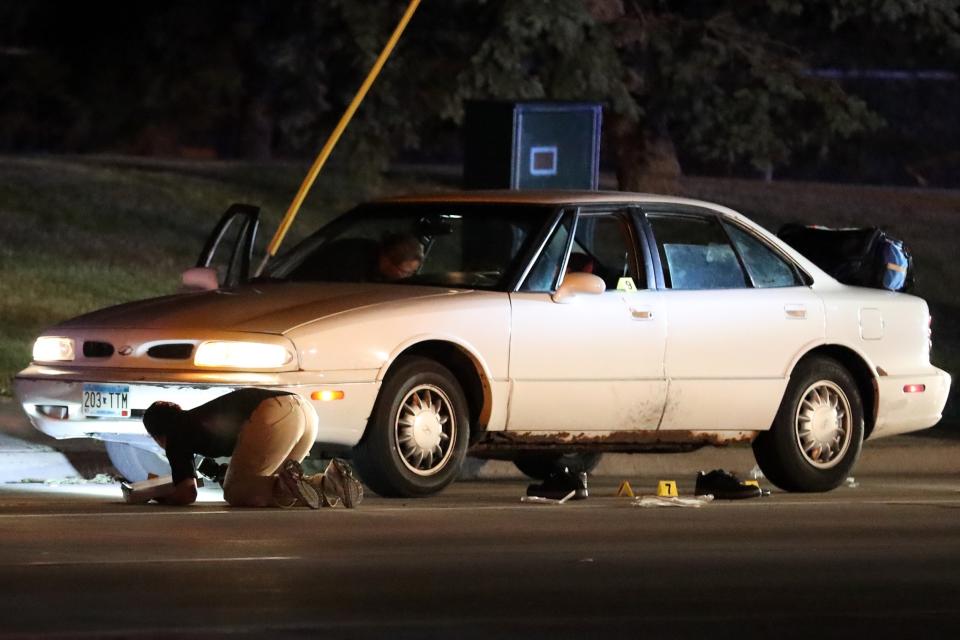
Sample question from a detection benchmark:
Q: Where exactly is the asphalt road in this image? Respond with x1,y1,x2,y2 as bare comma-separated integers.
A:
1,474,959,639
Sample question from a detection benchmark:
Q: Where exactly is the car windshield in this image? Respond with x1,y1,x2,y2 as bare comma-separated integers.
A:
265,202,556,290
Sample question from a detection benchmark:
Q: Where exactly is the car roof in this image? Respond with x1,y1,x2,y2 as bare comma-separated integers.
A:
374,189,737,214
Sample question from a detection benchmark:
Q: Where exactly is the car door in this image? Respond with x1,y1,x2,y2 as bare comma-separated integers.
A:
192,203,261,288
641,206,825,431
507,206,667,433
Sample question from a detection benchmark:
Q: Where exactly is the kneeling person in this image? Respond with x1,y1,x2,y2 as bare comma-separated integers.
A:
136,388,358,508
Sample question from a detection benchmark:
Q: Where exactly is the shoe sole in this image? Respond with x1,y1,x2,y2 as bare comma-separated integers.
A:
325,459,363,508
279,460,320,509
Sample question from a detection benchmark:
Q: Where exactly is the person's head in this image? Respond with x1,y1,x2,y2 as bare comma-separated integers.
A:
142,401,184,447
377,234,424,281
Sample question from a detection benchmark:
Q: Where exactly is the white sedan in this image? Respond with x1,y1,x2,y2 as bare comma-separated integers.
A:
14,191,951,496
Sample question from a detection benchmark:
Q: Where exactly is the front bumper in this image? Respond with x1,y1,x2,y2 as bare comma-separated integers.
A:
13,365,380,447
871,366,952,438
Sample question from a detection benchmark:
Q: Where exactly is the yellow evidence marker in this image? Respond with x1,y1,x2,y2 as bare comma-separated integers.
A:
616,480,635,497
656,480,679,498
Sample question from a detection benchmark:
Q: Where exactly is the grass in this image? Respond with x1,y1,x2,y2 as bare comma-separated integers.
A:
0,155,956,423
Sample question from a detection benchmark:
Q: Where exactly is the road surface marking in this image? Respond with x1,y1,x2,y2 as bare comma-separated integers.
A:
0,510,234,519
7,556,300,567
1,498,959,520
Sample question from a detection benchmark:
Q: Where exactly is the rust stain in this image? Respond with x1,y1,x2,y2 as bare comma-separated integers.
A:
471,429,757,454
868,377,880,439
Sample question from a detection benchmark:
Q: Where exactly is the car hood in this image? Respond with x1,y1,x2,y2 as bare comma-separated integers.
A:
55,283,463,334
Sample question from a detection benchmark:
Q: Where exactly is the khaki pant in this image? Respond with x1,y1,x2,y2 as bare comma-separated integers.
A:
222,394,318,507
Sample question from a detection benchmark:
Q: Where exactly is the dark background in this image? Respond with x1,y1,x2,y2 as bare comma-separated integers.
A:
1,0,959,188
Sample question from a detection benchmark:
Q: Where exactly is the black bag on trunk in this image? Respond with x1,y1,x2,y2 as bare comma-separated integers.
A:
777,224,913,292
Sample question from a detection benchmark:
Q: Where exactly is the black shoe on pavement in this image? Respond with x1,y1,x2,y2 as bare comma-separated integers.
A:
526,467,589,501
278,459,321,509
695,469,762,500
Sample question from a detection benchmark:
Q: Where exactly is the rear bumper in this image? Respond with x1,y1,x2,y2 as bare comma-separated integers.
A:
871,367,952,439
13,368,379,448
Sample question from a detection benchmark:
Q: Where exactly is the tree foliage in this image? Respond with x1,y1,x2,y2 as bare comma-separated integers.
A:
451,0,959,188
1,0,958,188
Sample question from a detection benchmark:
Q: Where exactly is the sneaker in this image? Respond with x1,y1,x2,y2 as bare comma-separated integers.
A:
322,458,364,508
304,473,345,508
694,469,762,500
526,467,588,501
277,459,321,509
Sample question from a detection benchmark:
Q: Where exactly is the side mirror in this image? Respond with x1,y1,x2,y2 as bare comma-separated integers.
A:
551,272,605,304
180,267,219,291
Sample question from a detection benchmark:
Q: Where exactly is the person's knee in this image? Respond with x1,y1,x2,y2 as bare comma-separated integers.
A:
222,481,244,507
223,475,279,507
223,479,259,507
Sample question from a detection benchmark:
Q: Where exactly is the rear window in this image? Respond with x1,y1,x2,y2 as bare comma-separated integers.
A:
724,223,802,288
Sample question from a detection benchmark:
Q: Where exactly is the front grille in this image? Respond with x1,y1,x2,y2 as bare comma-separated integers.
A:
147,343,194,360
83,341,114,358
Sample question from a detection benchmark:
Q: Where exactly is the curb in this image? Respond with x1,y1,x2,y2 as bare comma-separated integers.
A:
0,435,956,484
0,434,88,483
3,398,958,483
467,437,960,480
0,400,116,482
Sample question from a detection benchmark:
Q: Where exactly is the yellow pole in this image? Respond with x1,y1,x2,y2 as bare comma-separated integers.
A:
257,0,422,275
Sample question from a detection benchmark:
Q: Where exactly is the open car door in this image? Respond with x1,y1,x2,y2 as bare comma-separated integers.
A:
182,203,261,290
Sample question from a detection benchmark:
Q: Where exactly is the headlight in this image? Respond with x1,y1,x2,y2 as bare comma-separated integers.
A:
193,341,293,369
33,337,75,362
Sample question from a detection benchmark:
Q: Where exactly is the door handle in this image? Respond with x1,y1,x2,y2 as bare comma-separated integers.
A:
785,304,807,319
631,308,654,320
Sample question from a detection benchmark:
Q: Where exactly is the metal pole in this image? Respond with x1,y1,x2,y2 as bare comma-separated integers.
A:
255,0,422,276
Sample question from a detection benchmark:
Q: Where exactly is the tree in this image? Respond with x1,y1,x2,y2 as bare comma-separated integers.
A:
2,0,958,187
449,0,960,191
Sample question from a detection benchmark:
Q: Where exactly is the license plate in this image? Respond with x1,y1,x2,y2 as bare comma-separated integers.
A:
81,384,130,418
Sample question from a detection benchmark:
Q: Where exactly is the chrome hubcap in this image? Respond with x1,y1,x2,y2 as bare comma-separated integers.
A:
394,384,455,476
795,380,852,469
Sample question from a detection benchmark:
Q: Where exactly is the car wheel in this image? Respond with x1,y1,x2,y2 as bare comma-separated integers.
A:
353,356,469,497
752,356,863,492
105,442,170,482
513,452,603,480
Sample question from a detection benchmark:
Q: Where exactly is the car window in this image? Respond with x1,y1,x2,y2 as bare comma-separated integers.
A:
270,204,552,291
206,216,249,285
724,223,802,288
648,214,748,290
520,214,572,292
569,213,643,290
